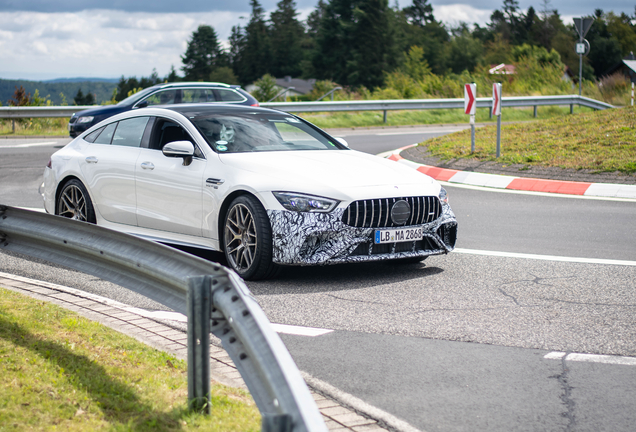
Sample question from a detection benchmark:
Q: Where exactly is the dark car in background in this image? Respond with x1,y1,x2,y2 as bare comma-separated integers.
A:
68,82,259,137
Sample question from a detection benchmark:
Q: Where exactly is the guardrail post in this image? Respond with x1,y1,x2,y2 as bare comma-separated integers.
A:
496,114,501,158
383,110,387,123
187,276,211,413
12,119,15,133
570,104,574,114
533,106,537,118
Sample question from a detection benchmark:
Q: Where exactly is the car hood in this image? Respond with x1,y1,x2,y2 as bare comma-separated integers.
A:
218,149,438,199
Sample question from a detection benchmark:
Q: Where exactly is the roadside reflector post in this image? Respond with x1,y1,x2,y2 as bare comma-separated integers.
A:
187,276,212,413
492,83,502,158
632,82,634,106
464,83,476,153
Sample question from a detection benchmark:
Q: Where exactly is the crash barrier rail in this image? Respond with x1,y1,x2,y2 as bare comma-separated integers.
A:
0,205,327,432
0,95,612,121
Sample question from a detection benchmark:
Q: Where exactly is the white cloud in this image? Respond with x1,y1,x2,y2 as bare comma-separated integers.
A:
433,4,492,28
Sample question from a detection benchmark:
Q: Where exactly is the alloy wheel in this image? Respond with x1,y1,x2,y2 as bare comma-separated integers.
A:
58,184,88,221
225,203,258,272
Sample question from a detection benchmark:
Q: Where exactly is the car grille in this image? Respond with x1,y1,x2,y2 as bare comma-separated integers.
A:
341,196,441,228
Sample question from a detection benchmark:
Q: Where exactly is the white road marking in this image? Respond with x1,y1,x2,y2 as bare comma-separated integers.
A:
545,352,636,366
376,128,464,135
271,323,333,337
454,248,636,266
0,141,58,148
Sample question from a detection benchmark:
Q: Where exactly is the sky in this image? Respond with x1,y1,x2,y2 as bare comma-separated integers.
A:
0,0,634,81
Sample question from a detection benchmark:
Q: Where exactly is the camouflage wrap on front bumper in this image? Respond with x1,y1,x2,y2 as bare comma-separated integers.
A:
267,203,457,266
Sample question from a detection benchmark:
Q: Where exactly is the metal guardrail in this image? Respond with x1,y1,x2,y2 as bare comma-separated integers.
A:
0,205,327,432
261,95,614,112
0,105,94,118
0,95,612,120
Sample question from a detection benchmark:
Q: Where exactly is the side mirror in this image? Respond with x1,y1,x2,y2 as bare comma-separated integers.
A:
135,100,149,109
335,137,349,148
163,140,195,165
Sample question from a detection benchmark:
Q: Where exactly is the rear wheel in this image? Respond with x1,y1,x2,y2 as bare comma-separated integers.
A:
223,195,279,280
56,179,96,223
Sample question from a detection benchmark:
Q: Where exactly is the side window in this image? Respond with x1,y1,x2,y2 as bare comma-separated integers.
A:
141,90,180,106
150,119,204,158
84,126,105,143
93,122,118,145
215,89,246,103
111,117,150,147
182,89,216,103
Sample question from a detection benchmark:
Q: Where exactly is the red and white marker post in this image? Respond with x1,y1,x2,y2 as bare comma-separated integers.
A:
492,82,502,157
464,83,476,152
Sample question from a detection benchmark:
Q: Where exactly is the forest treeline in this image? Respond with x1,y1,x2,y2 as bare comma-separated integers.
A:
117,0,636,103
5,0,635,106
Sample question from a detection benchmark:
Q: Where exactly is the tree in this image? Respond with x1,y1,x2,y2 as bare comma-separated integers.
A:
210,66,239,85
446,25,484,73
73,88,95,105
347,0,394,88
403,0,434,27
312,0,357,84
269,0,305,78
239,0,272,84
8,86,31,106
181,25,226,81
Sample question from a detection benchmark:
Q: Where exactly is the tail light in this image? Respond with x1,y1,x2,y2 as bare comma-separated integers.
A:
46,158,52,169
251,103,259,107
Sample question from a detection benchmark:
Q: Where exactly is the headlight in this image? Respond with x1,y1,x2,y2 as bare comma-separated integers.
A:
77,116,94,124
439,186,449,204
273,192,339,213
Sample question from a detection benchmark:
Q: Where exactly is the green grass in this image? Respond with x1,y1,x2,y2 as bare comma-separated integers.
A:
420,106,636,174
0,118,69,136
0,287,261,431
300,105,594,129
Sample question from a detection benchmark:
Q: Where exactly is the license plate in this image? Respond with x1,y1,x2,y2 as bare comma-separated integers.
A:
374,227,423,244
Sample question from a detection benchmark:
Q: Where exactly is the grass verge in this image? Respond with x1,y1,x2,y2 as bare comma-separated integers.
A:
0,287,260,431
301,105,593,129
420,106,636,174
0,118,69,136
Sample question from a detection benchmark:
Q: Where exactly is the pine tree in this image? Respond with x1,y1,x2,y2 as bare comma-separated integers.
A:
347,0,393,88
270,0,305,77
181,25,226,81
241,0,272,84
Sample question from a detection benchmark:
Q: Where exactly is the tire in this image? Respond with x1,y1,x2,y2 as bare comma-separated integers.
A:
223,195,279,280
56,179,96,224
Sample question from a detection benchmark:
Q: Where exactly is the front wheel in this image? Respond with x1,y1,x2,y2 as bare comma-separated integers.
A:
56,179,96,223
223,195,279,280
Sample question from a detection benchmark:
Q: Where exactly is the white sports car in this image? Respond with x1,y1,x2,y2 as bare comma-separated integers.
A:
43,104,457,280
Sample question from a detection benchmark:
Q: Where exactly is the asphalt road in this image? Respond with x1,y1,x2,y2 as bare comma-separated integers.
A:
1,129,635,431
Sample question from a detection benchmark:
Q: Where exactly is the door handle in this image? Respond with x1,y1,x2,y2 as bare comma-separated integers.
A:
85,156,98,164
140,162,155,170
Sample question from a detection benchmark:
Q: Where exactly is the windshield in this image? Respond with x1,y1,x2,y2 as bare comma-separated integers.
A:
117,87,158,106
190,113,347,153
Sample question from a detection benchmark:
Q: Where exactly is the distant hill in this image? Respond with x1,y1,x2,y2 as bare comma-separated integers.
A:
42,77,120,84
0,78,118,106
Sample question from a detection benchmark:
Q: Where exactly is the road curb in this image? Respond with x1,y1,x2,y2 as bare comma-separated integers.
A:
384,145,636,199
